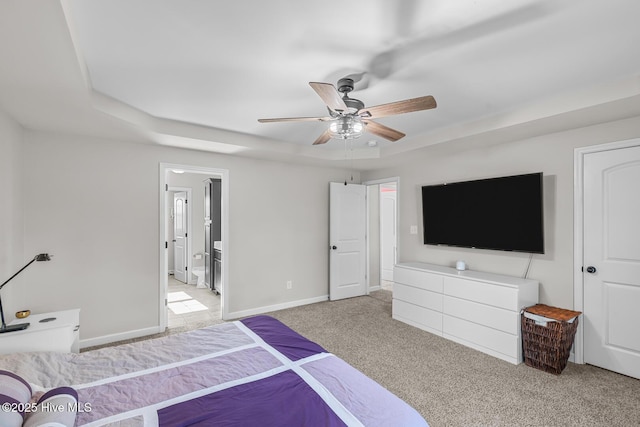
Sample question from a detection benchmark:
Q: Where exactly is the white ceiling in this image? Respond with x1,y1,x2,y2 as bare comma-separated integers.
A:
1,0,640,168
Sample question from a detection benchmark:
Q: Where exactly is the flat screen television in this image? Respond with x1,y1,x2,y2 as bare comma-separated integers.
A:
421,172,544,254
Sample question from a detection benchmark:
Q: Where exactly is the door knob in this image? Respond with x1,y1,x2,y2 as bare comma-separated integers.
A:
585,266,597,274
331,245,337,250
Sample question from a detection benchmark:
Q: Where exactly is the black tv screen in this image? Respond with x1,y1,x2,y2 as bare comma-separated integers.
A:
421,172,544,254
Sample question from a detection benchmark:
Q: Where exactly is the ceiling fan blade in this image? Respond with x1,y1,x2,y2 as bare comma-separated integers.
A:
364,120,405,142
360,95,436,119
258,116,332,123
312,130,332,145
309,82,348,112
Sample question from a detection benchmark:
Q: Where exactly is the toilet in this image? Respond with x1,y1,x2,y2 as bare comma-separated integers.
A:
192,266,206,288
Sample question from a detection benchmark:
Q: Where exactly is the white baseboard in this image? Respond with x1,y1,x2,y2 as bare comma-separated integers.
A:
368,285,382,292
80,295,329,348
226,295,329,320
80,325,164,349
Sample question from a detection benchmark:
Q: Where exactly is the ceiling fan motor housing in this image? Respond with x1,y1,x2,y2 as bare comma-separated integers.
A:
337,78,364,112
337,78,355,93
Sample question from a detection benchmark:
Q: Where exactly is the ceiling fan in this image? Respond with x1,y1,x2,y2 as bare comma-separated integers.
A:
258,78,437,145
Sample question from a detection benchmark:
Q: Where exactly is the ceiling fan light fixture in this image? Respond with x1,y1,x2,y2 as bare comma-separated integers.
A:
328,116,364,140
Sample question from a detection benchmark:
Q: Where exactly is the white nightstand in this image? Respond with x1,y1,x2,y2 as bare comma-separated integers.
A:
0,309,80,354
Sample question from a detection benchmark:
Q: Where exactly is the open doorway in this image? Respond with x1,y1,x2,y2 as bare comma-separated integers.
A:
166,181,220,331
159,163,230,332
364,177,399,293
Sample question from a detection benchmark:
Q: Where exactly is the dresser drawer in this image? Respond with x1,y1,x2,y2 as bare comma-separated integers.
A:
395,267,443,293
392,299,443,335
443,314,518,359
444,276,518,310
394,283,443,313
443,295,519,334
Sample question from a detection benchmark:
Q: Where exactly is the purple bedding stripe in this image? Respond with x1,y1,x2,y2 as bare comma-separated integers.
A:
240,315,327,361
75,346,281,425
158,369,347,427
39,386,78,402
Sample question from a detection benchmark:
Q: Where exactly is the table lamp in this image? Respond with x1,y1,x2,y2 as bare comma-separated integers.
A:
0,253,52,333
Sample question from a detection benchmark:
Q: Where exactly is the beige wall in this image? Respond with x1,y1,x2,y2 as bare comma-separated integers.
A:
0,111,24,312
362,115,640,309
14,130,355,342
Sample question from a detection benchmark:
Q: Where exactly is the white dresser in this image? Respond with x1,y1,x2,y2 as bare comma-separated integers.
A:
393,262,538,364
1,309,80,354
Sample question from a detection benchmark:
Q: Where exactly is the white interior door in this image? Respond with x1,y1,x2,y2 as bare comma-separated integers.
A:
173,191,188,283
330,182,366,301
380,184,397,282
583,144,640,379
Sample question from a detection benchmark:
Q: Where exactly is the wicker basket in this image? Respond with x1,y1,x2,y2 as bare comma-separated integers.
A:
521,304,581,375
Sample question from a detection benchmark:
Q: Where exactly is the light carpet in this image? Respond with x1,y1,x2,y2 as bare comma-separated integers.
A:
267,290,640,427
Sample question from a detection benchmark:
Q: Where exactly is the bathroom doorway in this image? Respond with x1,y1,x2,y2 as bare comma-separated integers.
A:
159,163,229,332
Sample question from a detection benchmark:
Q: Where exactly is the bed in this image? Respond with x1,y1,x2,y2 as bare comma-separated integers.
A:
0,315,428,426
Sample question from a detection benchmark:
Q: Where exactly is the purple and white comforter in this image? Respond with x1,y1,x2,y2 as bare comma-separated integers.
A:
0,315,428,426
